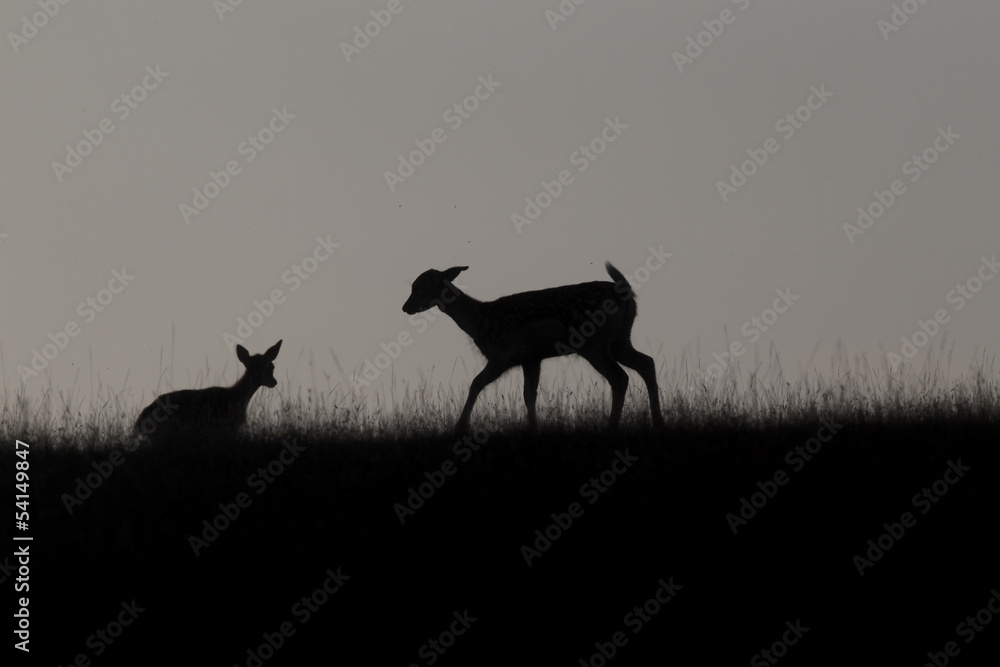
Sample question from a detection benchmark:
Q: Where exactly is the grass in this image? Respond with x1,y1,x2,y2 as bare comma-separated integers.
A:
1,348,998,665
4,343,998,444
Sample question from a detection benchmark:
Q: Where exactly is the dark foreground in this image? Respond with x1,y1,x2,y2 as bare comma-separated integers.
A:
5,416,999,665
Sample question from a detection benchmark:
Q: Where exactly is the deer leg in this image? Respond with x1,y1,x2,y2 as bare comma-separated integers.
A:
614,342,665,427
522,360,541,431
456,360,508,435
580,348,629,430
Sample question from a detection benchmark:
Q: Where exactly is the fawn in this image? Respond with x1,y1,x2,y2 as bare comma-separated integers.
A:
403,263,663,432
134,340,282,444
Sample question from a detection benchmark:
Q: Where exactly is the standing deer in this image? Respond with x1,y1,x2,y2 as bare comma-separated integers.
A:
134,340,282,444
402,263,664,432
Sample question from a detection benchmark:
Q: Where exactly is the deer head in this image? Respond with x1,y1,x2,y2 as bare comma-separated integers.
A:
402,266,468,314
236,339,282,388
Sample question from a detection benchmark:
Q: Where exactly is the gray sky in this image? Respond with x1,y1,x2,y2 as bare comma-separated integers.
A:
2,1,998,410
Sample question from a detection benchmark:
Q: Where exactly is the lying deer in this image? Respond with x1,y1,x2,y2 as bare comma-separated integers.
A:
134,340,282,444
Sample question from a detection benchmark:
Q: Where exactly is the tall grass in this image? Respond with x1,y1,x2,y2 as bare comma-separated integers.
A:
2,343,997,448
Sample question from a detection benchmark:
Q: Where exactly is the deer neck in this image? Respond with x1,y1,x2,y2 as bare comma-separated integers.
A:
438,286,484,342
230,372,263,407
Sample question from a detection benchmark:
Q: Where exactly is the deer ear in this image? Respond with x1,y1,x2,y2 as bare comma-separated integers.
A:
236,345,250,364
442,266,468,282
264,340,282,361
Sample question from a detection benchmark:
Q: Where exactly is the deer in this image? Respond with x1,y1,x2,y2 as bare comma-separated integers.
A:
402,263,664,433
133,340,282,445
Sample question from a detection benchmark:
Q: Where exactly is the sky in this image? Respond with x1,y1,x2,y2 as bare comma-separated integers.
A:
2,0,998,413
